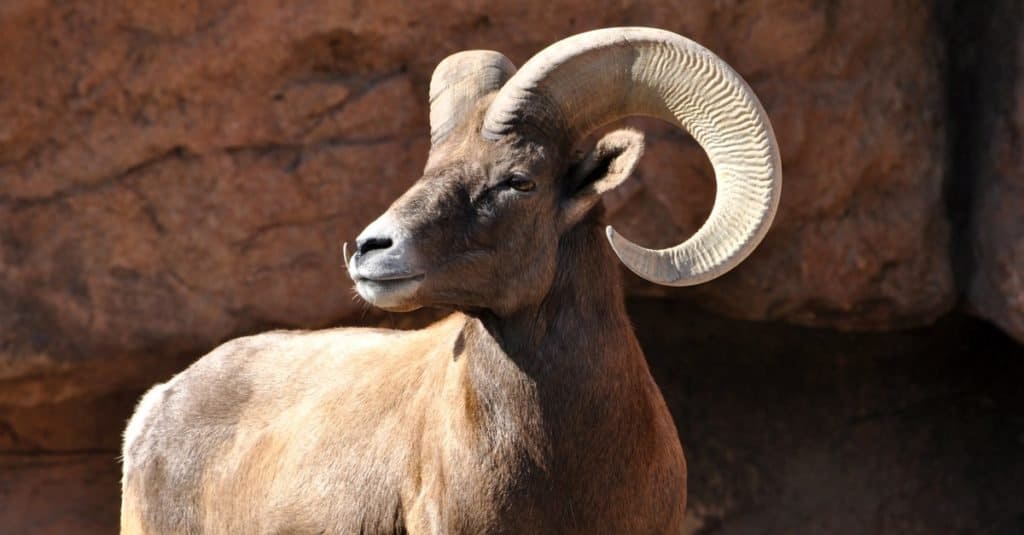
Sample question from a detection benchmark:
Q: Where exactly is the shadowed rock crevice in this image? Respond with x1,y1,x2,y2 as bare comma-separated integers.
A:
946,0,1024,342
631,300,1024,535
941,0,1022,295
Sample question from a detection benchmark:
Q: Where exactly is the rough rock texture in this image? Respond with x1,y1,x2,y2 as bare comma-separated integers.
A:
0,0,996,532
0,0,955,418
964,3,1024,343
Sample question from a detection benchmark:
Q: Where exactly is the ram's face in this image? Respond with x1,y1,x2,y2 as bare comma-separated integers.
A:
346,28,783,314
346,131,564,315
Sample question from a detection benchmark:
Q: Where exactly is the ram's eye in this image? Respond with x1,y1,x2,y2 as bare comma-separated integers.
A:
506,175,536,193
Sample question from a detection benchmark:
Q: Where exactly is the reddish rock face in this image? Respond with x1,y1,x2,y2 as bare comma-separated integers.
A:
5,3,1023,532
0,1,956,411
0,454,120,534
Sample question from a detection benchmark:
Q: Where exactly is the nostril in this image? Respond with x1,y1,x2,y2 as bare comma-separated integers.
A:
356,236,393,256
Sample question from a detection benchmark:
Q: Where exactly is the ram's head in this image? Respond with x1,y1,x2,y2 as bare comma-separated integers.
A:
345,27,782,315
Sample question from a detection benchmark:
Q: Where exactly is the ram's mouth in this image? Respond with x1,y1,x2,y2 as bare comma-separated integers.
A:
341,244,421,311
356,272,425,284
354,273,425,294
354,275,424,312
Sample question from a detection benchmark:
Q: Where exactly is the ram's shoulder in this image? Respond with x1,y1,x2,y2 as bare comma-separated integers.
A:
121,315,466,466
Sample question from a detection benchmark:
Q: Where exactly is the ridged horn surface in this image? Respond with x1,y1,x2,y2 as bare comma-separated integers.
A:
483,27,782,287
429,50,516,147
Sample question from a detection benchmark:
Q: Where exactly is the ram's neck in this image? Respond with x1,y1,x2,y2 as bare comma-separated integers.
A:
483,214,638,364
448,213,657,509
462,212,650,430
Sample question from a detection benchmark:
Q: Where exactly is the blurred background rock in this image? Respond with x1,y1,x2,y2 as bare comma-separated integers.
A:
0,0,1021,533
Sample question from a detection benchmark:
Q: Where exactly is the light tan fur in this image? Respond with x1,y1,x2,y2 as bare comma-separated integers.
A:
122,33,694,533
122,308,685,534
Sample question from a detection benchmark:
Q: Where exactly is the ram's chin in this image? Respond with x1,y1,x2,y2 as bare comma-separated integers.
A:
355,277,424,312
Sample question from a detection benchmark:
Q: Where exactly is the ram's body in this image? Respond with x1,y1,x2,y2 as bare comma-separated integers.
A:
121,237,686,534
121,27,780,535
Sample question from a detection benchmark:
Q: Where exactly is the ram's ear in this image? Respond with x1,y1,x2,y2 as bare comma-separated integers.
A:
560,128,645,229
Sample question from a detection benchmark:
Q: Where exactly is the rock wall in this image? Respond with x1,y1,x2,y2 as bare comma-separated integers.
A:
0,0,959,417
1,0,1023,532
963,1,1024,343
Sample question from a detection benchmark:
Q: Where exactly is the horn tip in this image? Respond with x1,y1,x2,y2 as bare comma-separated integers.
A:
605,225,624,252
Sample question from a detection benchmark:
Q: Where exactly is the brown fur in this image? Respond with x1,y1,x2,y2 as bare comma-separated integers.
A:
121,97,687,533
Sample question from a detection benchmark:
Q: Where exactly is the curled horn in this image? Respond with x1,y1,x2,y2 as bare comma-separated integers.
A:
483,27,782,287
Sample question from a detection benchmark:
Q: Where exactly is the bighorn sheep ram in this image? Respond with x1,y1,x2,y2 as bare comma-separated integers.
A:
120,27,781,534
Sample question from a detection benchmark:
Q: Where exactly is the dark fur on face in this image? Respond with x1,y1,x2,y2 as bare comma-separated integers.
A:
348,98,644,318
